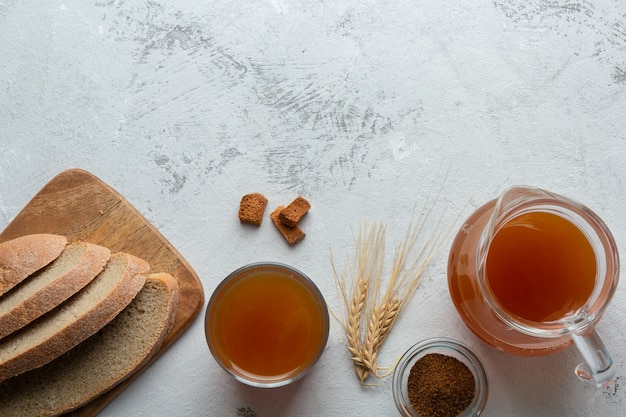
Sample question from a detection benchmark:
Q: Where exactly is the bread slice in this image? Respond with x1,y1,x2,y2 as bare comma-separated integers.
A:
0,234,68,296
0,273,179,417
0,241,111,340
0,252,149,383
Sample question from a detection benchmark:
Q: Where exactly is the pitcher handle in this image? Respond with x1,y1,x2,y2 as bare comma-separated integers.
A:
571,324,615,388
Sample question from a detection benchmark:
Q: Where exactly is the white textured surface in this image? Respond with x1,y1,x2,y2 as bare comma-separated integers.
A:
1,0,626,416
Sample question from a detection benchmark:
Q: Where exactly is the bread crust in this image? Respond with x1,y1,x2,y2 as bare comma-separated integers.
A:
0,234,68,296
0,253,149,383
0,241,111,340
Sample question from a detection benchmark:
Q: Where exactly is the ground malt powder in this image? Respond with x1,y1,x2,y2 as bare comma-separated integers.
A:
407,353,475,417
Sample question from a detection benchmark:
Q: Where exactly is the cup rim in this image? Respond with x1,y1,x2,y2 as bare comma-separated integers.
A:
205,261,330,388
392,337,489,417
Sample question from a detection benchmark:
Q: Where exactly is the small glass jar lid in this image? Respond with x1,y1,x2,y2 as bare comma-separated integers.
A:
392,337,488,417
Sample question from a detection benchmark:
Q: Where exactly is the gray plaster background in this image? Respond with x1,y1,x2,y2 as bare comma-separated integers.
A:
1,0,626,416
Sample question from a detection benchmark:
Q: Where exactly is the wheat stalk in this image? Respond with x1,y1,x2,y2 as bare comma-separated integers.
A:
332,181,455,385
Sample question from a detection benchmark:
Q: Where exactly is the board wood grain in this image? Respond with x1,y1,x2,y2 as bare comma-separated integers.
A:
0,168,204,417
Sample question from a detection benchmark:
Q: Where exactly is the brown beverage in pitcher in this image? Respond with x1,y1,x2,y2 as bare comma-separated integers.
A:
448,186,619,387
485,211,596,323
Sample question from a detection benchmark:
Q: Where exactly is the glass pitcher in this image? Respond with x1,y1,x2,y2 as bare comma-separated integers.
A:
448,186,619,388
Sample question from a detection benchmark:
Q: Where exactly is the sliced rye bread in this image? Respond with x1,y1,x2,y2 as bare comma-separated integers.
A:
0,252,149,383
0,241,111,340
0,234,68,296
0,273,179,417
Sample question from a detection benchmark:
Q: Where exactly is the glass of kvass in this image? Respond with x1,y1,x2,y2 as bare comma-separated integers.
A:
205,262,329,388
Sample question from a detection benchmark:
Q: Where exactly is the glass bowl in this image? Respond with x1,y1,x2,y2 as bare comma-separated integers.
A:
205,262,329,388
392,337,488,416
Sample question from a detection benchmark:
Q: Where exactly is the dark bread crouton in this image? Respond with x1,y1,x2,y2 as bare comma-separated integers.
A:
278,196,311,227
270,206,305,245
238,193,268,226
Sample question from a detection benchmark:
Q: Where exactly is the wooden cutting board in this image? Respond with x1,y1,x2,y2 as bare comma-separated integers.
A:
0,168,205,417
